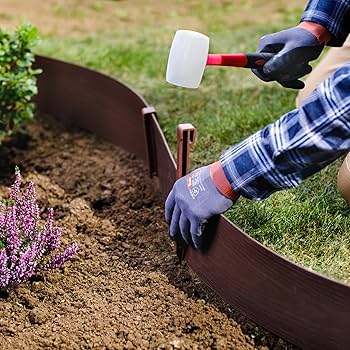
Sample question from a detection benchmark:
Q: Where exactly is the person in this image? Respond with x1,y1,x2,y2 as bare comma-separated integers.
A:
165,0,350,249
295,34,350,202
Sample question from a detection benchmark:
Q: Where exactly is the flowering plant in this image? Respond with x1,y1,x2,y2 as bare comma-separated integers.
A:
0,169,78,289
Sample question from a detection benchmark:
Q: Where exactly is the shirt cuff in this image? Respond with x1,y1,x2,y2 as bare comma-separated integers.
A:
301,8,350,46
210,160,240,201
298,21,332,44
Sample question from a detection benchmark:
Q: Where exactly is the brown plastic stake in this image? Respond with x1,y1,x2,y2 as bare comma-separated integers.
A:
142,106,158,177
176,124,197,178
174,124,197,262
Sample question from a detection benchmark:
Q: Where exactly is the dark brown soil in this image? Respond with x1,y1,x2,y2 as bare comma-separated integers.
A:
0,116,294,349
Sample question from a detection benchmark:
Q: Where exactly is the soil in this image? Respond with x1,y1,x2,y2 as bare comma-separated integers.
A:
0,116,295,350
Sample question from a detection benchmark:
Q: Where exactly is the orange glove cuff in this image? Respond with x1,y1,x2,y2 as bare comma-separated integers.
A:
210,161,240,201
298,21,332,44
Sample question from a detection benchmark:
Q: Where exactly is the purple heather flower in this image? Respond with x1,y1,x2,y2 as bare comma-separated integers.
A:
11,244,38,285
0,169,78,290
5,205,20,265
0,249,10,289
44,242,79,271
0,203,6,235
9,169,21,200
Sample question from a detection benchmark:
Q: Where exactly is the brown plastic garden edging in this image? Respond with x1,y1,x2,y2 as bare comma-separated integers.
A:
34,55,350,350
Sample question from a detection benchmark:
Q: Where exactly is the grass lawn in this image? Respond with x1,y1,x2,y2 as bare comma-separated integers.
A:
3,0,350,283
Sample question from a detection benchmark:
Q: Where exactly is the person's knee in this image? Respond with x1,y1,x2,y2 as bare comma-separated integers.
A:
302,62,350,106
327,62,350,99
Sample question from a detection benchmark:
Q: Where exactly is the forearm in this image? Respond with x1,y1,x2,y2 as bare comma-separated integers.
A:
221,62,350,200
301,0,350,46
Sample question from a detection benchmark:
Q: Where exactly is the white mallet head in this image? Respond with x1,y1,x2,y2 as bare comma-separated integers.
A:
166,30,209,89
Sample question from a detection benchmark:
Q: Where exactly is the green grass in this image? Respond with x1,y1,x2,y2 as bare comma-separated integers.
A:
34,7,350,284
228,160,350,283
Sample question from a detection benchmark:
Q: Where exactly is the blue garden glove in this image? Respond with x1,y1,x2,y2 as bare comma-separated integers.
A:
165,161,239,249
253,22,331,89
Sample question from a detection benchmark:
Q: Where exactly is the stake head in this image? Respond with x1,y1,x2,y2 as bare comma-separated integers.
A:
176,123,197,179
175,123,197,262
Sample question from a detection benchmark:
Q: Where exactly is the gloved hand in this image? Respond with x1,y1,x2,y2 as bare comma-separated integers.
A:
253,22,331,89
165,161,239,249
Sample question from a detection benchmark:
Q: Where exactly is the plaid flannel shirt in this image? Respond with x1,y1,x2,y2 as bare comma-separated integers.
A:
221,62,350,200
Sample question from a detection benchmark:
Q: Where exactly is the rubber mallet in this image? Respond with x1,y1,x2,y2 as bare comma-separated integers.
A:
166,30,274,88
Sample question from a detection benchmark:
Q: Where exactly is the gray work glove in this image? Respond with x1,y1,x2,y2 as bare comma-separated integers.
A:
253,22,330,89
165,162,239,249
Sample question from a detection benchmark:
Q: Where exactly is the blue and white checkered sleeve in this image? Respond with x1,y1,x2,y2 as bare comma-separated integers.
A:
221,62,350,200
300,0,350,46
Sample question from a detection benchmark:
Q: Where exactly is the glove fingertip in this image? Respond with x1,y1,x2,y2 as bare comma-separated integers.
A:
169,205,181,240
280,79,305,89
179,214,191,245
192,234,201,249
297,80,305,89
164,190,175,224
305,64,313,75
190,219,205,249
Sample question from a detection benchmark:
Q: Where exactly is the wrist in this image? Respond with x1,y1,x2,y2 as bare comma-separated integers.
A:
210,161,240,201
298,21,332,44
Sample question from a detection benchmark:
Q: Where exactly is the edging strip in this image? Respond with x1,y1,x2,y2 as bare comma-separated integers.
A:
34,55,350,350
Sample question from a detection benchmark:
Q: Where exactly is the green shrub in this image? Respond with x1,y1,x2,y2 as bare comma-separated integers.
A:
0,23,41,137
